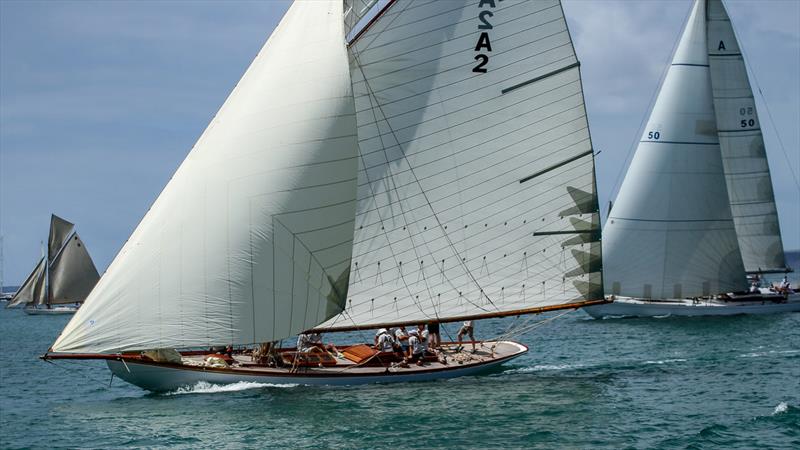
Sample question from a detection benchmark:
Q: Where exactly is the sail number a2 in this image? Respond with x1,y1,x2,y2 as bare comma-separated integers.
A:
473,0,500,73
739,106,756,128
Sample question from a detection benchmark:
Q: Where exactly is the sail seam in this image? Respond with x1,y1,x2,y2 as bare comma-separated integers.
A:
345,180,597,304
351,48,498,313
639,140,719,145
357,85,583,163
354,0,540,53
356,76,580,143
717,128,761,133
352,162,594,256
609,217,734,223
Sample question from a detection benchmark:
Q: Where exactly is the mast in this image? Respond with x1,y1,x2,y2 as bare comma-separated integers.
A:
706,0,788,274
603,0,747,300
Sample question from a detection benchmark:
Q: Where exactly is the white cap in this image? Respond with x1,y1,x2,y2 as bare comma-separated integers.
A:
376,328,388,336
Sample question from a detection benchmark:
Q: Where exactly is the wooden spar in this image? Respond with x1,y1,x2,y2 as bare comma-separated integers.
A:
42,352,130,361
308,298,612,333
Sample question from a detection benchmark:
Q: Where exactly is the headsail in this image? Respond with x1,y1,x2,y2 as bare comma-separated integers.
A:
52,0,358,354
706,0,787,273
318,0,604,331
7,257,46,308
603,0,746,300
48,214,74,263
48,233,100,304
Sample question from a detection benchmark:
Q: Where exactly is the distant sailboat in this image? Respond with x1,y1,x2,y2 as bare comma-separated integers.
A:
6,215,100,315
44,0,607,391
585,0,799,319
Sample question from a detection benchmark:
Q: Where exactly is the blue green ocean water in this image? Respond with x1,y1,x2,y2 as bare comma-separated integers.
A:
2,299,799,449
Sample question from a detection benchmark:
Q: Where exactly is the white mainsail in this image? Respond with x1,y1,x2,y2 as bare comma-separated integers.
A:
48,233,100,305
603,0,746,300
6,257,46,308
48,214,74,263
318,0,603,331
707,0,787,273
52,0,359,353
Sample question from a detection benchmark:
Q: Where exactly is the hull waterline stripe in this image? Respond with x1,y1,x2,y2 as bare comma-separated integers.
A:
717,128,761,133
609,216,734,223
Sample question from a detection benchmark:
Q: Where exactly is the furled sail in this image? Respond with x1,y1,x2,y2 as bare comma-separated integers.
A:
48,214,74,263
7,257,46,308
48,233,100,305
706,0,787,273
52,0,359,353
603,0,746,300
317,0,604,331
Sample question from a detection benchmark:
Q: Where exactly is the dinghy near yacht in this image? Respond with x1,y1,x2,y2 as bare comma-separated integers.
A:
7,215,100,315
585,0,799,319
44,0,609,391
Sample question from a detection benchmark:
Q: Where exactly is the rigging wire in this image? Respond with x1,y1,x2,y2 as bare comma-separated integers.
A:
726,9,800,191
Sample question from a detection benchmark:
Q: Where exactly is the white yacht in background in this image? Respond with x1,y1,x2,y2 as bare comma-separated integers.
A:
585,0,799,319
6,215,100,315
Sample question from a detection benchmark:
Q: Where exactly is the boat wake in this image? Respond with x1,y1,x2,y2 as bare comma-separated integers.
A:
643,358,687,365
773,402,789,416
508,363,585,373
165,381,298,396
738,349,799,358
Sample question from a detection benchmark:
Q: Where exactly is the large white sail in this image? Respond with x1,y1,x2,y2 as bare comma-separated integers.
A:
318,0,603,331
6,257,46,308
604,0,746,300
48,214,74,263
48,233,100,305
52,0,358,353
706,0,787,273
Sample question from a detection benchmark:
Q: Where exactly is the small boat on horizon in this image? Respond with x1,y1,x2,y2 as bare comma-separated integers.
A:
6,214,100,315
585,0,800,319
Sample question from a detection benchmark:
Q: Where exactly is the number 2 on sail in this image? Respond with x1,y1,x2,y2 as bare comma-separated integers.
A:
473,0,499,73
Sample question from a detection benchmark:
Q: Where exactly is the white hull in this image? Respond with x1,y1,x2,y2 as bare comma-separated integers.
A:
104,341,527,392
23,306,79,315
584,293,800,318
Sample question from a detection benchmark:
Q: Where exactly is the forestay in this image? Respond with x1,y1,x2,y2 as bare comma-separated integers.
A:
48,233,100,305
52,0,359,353
706,0,787,273
318,0,603,331
603,0,746,300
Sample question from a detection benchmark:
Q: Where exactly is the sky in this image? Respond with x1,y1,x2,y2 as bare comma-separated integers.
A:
1,0,798,286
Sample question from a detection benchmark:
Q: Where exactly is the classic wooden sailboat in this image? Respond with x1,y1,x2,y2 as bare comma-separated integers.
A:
44,0,608,391
584,0,799,319
7,215,100,315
